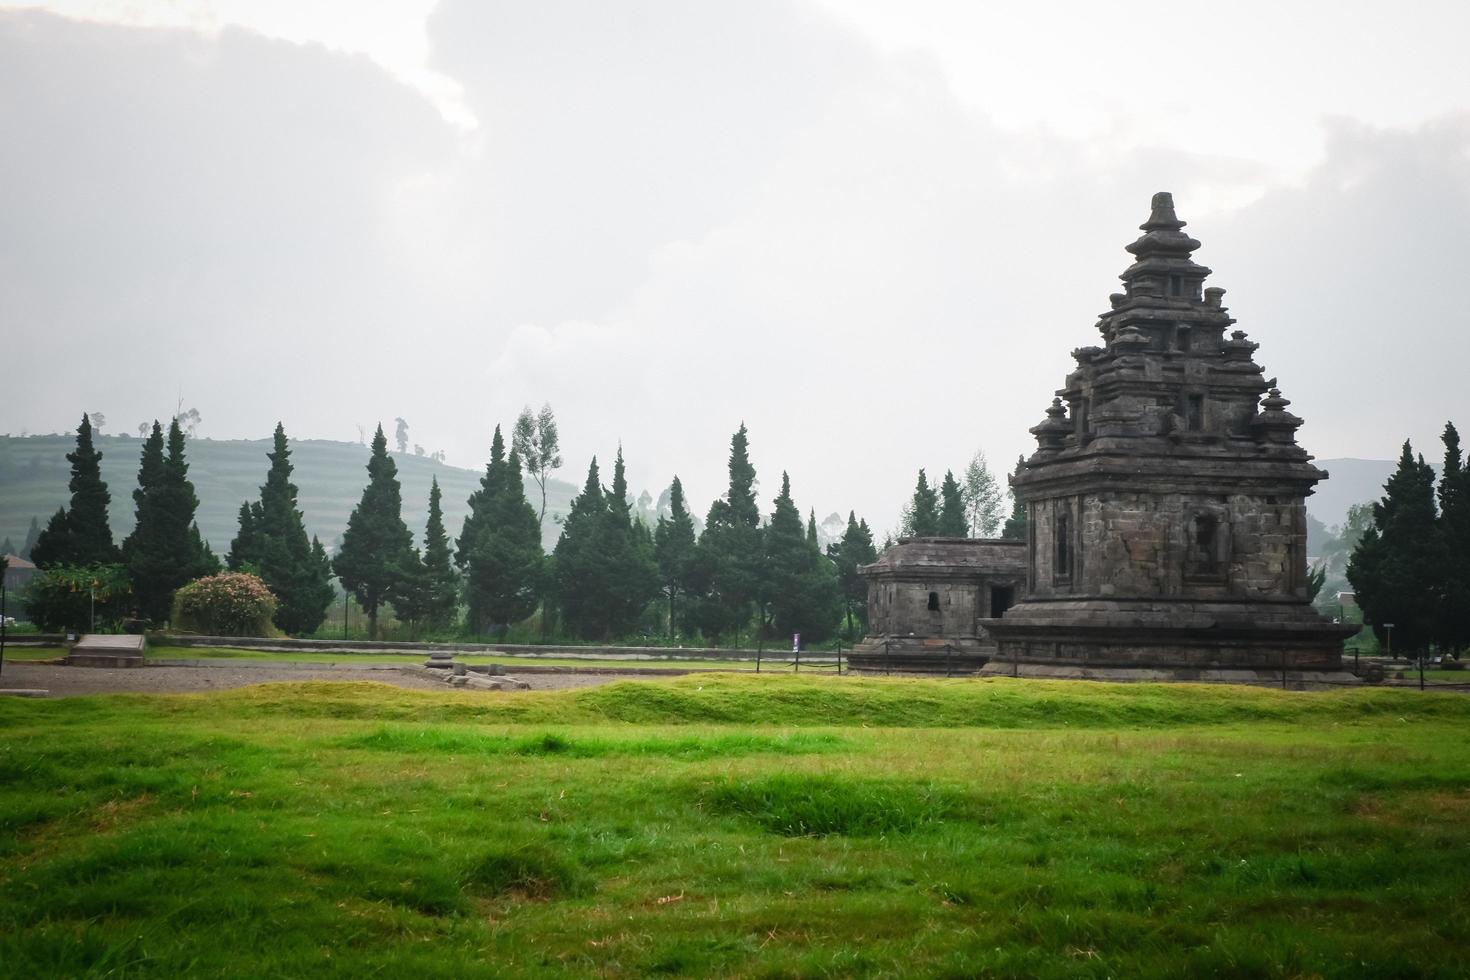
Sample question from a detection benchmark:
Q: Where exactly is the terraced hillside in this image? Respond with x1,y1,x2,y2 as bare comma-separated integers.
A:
0,435,578,555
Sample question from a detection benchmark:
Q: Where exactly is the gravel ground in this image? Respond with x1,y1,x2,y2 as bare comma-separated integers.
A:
0,661,654,698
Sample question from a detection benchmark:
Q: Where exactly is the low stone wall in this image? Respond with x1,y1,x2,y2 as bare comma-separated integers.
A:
152,634,838,663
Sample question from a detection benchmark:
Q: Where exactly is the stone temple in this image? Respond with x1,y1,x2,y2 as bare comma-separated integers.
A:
980,192,1357,684
849,537,1024,673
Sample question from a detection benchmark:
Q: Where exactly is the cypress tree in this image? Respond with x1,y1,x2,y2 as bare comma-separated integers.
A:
554,458,609,639
334,424,416,639
904,469,940,537
0,537,12,557
419,477,460,632
1347,441,1446,655
827,510,878,636
124,419,212,622
235,424,335,635
227,502,261,571
1001,455,1029,540
690,424,764,643
21,516,40,559
31,414,120,567
602,446,659,638
938,469,967,537
464,429,543,634
1438,422,1470,655
654,475,697,635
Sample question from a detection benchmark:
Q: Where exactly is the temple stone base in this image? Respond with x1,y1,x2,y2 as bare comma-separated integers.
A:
847,637,991,675
66,634,147,668
978,661,1359,691
982,600,1360,677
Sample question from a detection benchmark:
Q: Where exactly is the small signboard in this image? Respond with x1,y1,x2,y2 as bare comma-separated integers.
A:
792,633,801,653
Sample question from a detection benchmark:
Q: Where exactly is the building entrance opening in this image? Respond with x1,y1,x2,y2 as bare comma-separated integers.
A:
990,585,1014,617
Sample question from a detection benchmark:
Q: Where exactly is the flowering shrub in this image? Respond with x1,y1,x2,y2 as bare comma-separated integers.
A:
172,572,278,637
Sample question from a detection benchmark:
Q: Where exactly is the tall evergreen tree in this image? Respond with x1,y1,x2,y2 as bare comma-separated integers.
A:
1001,455,1029,540
21,516,40,560
31,414,120,567
758,474,841,644
418,477,460,631
227,502,261,571
124,419,214,622
554,458,610,639
937,470,968,537
1437,422,1470,655
334,424,416,639
603,446,660,637
902,469,940,537
1347,441,1446,655
0,537,12,557
690,424,764,642
233,424,335,635
464,429,544,634
828,511,878,636
653,475,697,635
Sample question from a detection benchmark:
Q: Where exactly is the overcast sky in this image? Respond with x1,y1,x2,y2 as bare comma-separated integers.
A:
3,1,1467,533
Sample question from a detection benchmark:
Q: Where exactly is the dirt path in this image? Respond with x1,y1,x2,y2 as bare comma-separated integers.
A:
0,661,654,698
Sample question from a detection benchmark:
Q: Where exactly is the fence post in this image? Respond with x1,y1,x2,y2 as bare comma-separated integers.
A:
885,639,891,676
946,642,952,678
795,643,801,674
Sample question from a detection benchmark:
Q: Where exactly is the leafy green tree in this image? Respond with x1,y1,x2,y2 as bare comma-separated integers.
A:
653,475,697,635
1437,422,1470,655
124,419,216,622
827,511,878,637
230,424,334,635
1347,442,1446,655
690,424,764,643
512,403,563,532
1001,456,1028,540
963,450,1004,537
901,469,940,537
937,470,967,537
24,563,131,632
30,414,120,568
417,477,460,632
463,428,544,634
334,425,417,639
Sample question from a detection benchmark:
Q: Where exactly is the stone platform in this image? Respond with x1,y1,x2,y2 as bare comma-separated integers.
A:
847,637,991,675
66,634,147,668
978,661,1360,691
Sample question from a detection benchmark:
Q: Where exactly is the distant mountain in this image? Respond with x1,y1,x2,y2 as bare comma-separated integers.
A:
1310,458,1396,529
0,435,579,556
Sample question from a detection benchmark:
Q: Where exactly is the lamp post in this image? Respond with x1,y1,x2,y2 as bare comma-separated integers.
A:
90,579,98,634
1384,623,1394,664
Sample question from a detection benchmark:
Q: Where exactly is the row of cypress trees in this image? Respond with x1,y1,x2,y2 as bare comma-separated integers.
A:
28,414,221,627
1347,422,1470,655
328,421,878,646
900,457,1028,540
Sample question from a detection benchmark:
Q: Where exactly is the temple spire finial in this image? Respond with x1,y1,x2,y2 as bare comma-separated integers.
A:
1140,191,1185,232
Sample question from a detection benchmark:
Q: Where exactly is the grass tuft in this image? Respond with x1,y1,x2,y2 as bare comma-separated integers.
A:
700,774,958,837
462,844,591,900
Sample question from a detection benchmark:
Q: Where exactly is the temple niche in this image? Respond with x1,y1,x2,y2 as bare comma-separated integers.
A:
981,192,1357,685
848,537,1025,673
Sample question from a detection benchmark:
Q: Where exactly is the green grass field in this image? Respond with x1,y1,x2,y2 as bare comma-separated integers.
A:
3,674,1469,976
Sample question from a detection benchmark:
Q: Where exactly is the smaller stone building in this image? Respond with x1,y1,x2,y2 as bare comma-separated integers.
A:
849,537,1025,673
